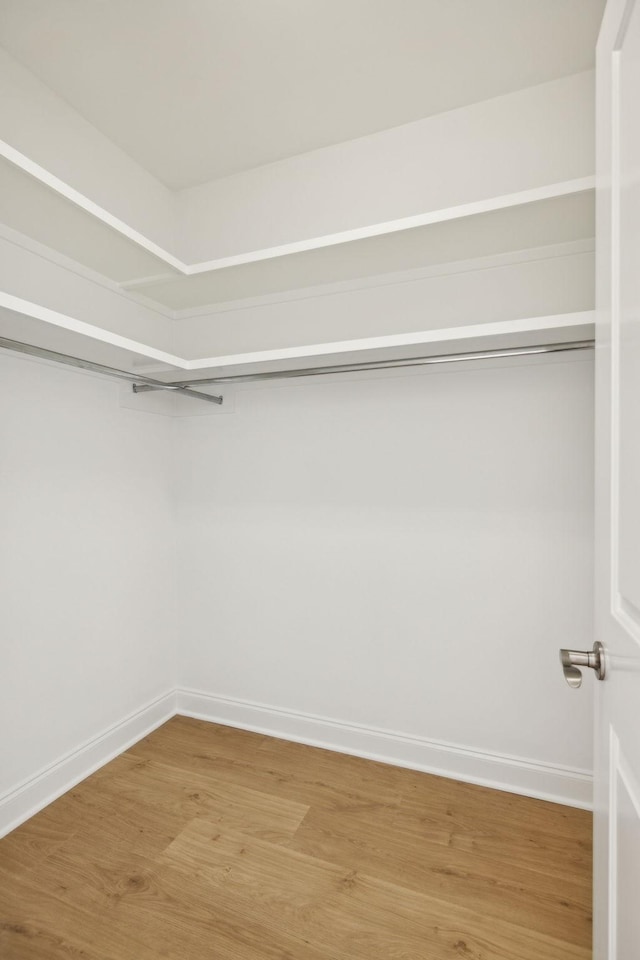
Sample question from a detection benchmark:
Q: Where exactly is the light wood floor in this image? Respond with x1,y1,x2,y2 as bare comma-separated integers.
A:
0,717,592,959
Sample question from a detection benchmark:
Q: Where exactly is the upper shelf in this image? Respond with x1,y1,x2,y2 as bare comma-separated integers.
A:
178,312,596,379
129,186,595,311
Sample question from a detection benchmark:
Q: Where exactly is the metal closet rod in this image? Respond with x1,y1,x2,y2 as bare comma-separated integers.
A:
149,338,596,388
0,335,594,399
0,336,223,405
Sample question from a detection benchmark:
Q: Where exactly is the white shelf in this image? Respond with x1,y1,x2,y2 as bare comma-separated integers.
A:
165,313,595,380
132,188,594,311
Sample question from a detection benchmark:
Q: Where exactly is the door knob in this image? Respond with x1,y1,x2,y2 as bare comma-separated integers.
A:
559,641,606,688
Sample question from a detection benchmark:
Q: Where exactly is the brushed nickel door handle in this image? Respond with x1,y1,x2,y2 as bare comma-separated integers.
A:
559,642,606,688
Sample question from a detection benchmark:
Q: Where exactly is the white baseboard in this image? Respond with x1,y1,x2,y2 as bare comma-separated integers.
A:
0,686,592,837
177,688,593,810
0,690,177,838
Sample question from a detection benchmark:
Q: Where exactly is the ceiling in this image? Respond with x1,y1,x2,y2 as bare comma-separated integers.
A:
0,0,604,189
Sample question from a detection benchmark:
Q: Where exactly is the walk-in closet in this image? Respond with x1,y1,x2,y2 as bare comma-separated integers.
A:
1,2,639,957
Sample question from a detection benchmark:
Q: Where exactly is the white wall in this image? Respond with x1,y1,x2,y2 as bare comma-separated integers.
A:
175,353,595,796
0,352,176,800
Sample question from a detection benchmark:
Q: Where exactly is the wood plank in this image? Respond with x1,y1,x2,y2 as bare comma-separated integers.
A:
129,718,403,809
0,871,156,960
399,766,593,844
96,756,309,842
159,820,591,960
103,857,338,960
288,802,591,946
1,774,183,872
0,816,72,881
4,827,337,960
395,788,592,881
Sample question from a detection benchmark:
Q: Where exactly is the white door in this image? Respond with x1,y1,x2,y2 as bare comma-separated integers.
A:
593,0,640,956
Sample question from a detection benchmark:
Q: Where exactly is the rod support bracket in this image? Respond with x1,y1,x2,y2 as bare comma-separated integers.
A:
132,383,223,405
